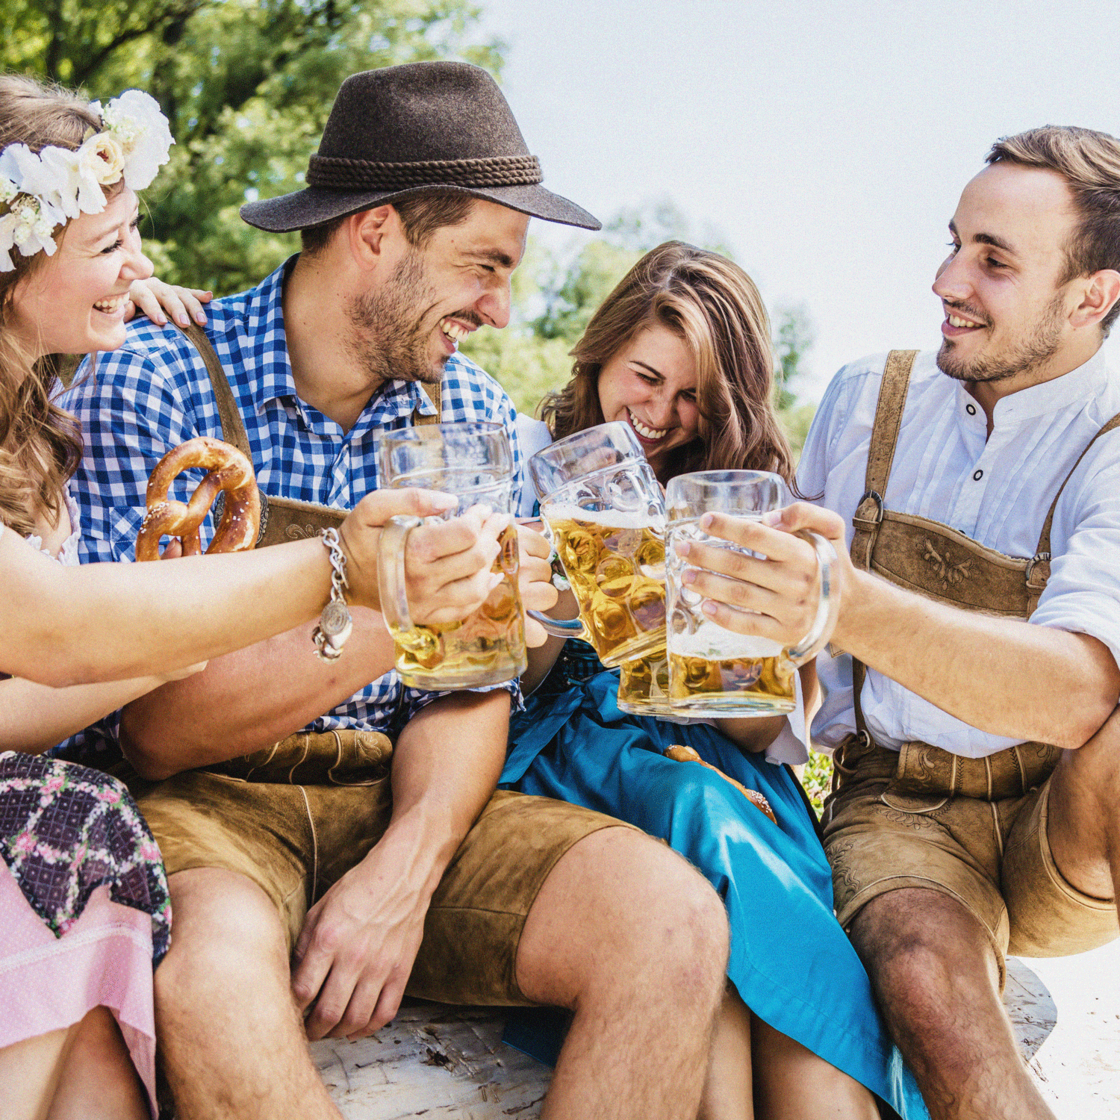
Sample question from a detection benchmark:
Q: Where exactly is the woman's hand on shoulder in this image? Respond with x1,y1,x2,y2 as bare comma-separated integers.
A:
126,277,212,329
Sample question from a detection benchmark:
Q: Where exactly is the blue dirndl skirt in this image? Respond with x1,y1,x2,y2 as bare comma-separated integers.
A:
500,644,928,1120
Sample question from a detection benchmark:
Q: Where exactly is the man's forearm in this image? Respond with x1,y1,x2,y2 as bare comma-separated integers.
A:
372,690,510,901
838,568,1120,749
120,609,398,778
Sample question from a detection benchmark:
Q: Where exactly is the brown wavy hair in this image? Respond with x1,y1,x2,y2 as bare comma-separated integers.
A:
987,126,1120,335
539,241,798,489
0,75,98,537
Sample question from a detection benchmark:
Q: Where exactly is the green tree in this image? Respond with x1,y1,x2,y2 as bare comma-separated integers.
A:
771,301,817,455
2,0,504,293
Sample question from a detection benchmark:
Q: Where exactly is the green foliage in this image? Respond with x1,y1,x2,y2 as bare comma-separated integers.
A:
2,0,505,294
4,9,818,437
798,751,834,817
771,302,816,456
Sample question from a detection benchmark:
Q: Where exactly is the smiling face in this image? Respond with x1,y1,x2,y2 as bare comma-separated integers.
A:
596,322,700,479
8,187,153,360
347,198,529,385
933,163,1085,397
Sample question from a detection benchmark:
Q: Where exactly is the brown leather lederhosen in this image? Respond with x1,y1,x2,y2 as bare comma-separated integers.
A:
175,322,441,780
833,349,1120,801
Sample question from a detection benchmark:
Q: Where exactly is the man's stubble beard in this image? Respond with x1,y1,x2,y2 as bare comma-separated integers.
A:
345,247,445,387
936,290,1067,386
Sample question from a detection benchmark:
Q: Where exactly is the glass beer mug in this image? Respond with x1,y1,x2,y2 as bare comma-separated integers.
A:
616,647,692,722
529,422,667,668
664,470,835,716
377,422,527,689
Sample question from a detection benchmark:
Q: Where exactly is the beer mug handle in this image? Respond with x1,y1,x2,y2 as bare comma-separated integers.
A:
376,514,423,633
525,609,590,641
786,531,838,665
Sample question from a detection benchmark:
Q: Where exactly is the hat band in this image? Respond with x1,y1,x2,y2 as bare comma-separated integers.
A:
307,153,543,191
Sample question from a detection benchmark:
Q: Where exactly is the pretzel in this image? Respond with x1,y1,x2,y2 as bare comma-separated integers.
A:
135,437,261,561
665,745,778,824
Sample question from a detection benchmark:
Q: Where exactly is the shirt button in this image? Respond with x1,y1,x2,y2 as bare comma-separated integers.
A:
973,469,983,481
966,403,976,415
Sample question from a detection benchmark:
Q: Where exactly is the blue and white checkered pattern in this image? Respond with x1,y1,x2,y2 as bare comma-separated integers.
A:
62,257,524,758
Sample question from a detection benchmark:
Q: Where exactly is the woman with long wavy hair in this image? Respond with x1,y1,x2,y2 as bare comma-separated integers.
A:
505,242,929,1120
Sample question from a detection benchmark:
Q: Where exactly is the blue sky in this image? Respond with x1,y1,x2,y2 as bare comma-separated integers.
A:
476,0,1120,400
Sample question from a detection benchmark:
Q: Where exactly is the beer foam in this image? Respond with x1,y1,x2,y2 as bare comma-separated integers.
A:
543,502,662,531
670,622,783,661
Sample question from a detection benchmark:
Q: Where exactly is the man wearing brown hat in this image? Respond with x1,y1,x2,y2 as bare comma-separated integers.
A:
66,63,729,1120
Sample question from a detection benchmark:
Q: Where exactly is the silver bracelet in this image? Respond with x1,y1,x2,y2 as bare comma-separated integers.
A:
312,527,353,662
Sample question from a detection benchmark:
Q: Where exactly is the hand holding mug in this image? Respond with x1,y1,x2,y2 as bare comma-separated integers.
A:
665,472,837,717
516,521,559,647
341,487,497,615
675,507,838,653
375,422,527,689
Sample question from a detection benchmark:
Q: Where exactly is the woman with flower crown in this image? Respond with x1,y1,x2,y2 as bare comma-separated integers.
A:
0,75,503,1118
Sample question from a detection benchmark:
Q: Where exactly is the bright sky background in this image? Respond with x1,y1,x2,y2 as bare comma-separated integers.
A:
475,0,1120,402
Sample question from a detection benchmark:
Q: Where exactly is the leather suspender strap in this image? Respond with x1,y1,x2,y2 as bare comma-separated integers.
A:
849,350,917,739
177,322,442,446
849,350,918,572
174,323,442,546
179,323,253,456
1025,410,1120,610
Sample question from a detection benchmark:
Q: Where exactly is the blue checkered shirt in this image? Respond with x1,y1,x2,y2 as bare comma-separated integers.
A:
62,258,524,760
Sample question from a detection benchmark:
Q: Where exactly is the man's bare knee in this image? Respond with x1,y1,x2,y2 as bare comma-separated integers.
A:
850,890,1001,1029
517,827,728,1008
157,868,291,1021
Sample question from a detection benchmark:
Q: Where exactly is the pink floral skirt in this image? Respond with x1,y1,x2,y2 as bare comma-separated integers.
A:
0,753,172,1116
0,867,158,1113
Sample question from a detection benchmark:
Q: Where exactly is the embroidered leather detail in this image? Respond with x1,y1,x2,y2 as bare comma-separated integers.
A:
923,539,973,588
285,523,321,541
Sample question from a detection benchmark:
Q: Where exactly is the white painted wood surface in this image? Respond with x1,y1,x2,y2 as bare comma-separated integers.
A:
313,939,1120,1119
312,1004,548,1119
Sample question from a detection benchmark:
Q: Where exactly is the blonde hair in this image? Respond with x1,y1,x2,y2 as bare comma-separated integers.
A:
541,241,797,488
0,75,98,536
988,126,1120,335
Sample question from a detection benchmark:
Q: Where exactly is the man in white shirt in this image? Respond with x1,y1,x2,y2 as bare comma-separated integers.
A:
678,126,1120,1120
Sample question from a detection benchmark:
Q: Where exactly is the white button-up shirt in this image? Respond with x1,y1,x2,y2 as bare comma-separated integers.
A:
798,348,1120,758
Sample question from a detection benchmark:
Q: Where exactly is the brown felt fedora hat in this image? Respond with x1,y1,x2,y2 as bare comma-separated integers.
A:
241,61,600,232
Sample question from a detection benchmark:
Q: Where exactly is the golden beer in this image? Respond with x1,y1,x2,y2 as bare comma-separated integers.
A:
388,522,527,689
617,647,679,718
667,625,796,715
546,507,666,667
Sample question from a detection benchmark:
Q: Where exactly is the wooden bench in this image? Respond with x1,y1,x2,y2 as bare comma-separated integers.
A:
313,939,1120,1118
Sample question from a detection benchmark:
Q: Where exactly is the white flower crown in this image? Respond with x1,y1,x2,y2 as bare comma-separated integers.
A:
0,89,173,272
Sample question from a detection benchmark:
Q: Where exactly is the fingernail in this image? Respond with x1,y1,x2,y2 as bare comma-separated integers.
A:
681,568,696,585
700,513,714,529
154,316,166,326
676,540,691,558
762,510,782,526
177,313,189,327
195,311,207,323
702,600,717,616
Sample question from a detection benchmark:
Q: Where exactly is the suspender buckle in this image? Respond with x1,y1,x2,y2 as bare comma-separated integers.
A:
853,490,884,528
1025,551,1051,590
